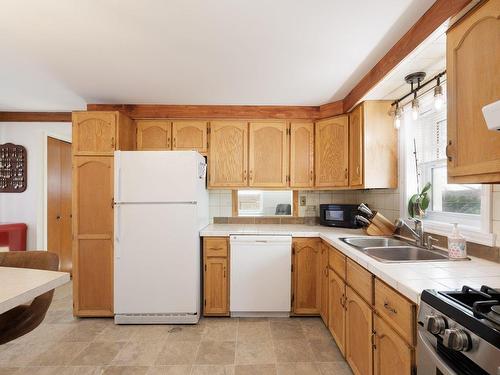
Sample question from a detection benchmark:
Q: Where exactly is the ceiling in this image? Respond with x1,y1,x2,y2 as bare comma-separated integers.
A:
363,24,446,102
0,0,437,111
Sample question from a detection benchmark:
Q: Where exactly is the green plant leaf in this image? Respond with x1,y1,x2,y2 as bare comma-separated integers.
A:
421,182,432,194
420,194,430,211
408,194,418,218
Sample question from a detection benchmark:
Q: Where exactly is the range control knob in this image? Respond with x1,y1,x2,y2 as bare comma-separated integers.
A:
424,315,447,335
443,329,471,352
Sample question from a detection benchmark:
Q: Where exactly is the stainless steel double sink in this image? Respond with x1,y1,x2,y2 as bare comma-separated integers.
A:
340,236,451,263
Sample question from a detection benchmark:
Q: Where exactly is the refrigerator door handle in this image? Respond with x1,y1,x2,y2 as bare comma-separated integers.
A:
116,167,121,203
115,205,121,259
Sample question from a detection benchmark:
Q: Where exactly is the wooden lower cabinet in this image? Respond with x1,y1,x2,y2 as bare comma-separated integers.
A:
373,314,414,375
345,286,373,375
292,238,321,315
320,243,329,323
203,238,229,316
328,268,346,355
73,238,114,316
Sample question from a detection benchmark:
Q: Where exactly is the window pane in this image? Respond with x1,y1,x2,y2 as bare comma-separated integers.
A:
431,167,481,214
409,82,481,228
237,190,293,216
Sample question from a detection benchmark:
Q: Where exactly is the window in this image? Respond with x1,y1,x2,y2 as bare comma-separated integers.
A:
401,82,494,245
237,190,293,216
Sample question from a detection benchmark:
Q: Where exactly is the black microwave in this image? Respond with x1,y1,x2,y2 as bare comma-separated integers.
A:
319,204,360,228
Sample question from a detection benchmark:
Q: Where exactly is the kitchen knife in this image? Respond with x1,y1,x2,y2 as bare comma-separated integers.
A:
358,203,374,218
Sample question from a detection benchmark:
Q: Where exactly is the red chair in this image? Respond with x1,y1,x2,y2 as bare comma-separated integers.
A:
0,223,27,251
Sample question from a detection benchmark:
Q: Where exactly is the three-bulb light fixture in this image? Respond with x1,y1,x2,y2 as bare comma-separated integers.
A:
391,71,445,129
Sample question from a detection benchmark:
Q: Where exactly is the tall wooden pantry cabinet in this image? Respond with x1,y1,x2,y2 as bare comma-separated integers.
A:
72,111,136,317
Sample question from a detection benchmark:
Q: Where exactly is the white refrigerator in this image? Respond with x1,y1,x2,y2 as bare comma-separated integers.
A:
113,151,208,324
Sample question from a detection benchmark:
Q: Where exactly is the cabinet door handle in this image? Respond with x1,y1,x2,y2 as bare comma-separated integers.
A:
249,170,253,182
384,301,397,314
210,247,223,251
356,166,360,176
446,141,453,162
223,266,226,278
167,137,171,149
111,137,115,149
344,168,348,179
173,137,176,148
310,170,313,182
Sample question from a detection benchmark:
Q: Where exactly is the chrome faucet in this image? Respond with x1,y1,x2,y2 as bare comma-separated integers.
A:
395,218,424,247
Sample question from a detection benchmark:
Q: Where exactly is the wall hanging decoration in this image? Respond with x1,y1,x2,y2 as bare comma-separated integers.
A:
0,143,27,192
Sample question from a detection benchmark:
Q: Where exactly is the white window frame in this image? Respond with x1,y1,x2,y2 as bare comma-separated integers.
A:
399,98,496,247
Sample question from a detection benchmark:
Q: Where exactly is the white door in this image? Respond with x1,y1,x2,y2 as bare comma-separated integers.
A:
114,203,200,314
115,151,206,203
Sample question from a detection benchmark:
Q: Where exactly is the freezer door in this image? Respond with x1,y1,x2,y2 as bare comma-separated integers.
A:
115,151,206,203
114,203,200,315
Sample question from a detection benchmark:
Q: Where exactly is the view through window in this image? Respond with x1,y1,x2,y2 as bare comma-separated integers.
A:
237,190,293,216
407,83,482,228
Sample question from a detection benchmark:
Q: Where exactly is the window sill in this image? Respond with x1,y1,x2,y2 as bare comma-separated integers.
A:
422,219,497,247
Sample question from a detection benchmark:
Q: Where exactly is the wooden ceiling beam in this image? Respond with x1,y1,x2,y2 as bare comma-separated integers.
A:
340,0,472,112
86,104,320,120
0,111,72,122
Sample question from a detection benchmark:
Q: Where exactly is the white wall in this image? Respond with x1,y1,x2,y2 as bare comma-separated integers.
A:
0,122,72,249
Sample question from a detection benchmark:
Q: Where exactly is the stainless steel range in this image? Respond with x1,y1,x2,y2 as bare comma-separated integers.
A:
417,285,500,374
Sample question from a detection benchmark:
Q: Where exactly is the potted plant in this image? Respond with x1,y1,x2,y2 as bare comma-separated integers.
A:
408,182,431,218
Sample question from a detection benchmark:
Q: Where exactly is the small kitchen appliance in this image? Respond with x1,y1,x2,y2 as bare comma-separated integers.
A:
319,204,361,228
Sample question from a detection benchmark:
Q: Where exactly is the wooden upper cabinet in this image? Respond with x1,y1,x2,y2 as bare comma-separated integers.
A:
290,121,314,188
136,120,171,150
349,105,363,187
345,286,373,375
373,315,414,375
328,269,346,355
172,120,208,153
72,112,117,155
446,0,500,183
248,121,288,187
315,115,349,188
72,111,135,155
72,156,114,316
349,101,397,189
292,238,321,315
209,121,248,187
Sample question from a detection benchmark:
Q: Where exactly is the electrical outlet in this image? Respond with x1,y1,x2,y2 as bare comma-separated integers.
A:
300,196,306,206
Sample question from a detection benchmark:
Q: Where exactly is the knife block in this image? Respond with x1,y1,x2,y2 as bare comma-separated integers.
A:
364,212,396,236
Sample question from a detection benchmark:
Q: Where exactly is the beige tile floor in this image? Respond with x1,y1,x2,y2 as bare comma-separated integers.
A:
0,282,352,375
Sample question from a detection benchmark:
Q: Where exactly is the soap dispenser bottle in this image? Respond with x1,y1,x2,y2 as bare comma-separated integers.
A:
448,223,467,259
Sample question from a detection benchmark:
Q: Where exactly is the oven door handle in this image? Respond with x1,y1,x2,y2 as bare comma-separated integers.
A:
418,330,457,375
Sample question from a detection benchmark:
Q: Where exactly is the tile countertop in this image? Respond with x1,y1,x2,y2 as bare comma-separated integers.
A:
200,224,500,304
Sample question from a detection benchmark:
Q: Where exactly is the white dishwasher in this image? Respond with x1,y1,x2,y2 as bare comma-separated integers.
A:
230,235,292,317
